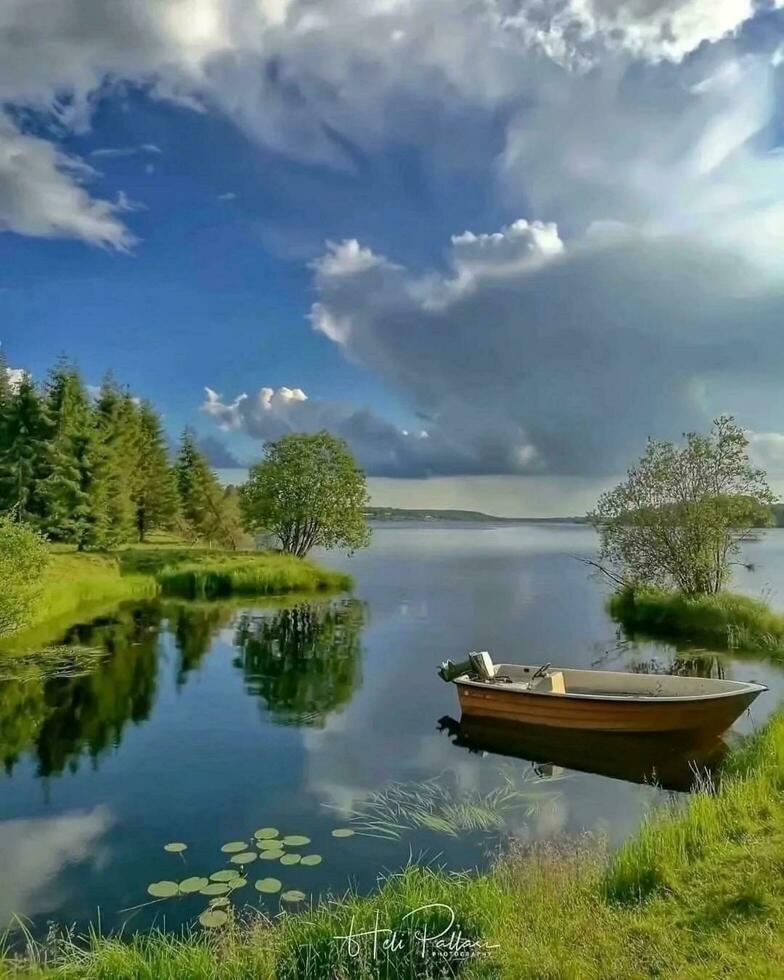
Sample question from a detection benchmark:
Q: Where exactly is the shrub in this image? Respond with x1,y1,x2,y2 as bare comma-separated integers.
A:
0,517,50,635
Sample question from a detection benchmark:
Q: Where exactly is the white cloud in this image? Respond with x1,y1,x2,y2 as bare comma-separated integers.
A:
308,217,784,476
89,143,162,158
0,114,135,248
201,383,527,476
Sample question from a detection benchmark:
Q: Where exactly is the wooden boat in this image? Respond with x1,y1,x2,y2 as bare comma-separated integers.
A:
438,653,766,734
438,715,729,791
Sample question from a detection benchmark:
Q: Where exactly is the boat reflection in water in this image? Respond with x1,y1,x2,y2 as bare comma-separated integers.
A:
438,714,729,792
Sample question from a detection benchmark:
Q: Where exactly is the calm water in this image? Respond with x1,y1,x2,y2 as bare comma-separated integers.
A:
1,523,783,936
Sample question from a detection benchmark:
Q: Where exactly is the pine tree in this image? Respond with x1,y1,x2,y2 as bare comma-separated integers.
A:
39,360,95,546
133,402,179,542
89,375,142,547
0,373,51,524
175,429,238,547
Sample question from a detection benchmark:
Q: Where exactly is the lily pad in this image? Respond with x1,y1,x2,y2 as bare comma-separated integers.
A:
163,842,187,853
259,849,284,860
230,851,257,865
199,909,229,928
210,870,240,882
227,877,248,890
281,890,306,902
200,882,231,896
208,897,230,908
258,839,285,850
254,828,279,840
147,881,179,898
221,841,248,853
331,828,355,838
255,877,282,894
282,835,310,846
280,853,301,866
179,876,209,894
300,854,322,866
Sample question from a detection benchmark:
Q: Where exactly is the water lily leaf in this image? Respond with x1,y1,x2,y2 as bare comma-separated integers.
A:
258,839,284,850
254,828,279,839
221,841,247,853
259,849,284,860
163,842,187,853
227,877,247,890
230,852,257,865
281,890,306,902
282,835,310,846
179,877,209,894
300,854,322,866
255,877,282,893
147,881,179,898
331,829,355,838
280,853,301,865
200,882,231,896
208,897,230,908
210,870,240,882
199,909,229,928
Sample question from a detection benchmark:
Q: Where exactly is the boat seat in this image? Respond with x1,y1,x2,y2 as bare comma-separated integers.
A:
529,670,566,695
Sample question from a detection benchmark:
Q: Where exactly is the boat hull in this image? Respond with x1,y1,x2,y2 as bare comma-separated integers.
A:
456,681,761,734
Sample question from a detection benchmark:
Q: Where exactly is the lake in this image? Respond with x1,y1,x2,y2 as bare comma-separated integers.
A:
1,523,783,937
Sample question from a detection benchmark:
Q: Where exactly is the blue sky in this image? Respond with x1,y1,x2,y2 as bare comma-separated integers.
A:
3,0,784,513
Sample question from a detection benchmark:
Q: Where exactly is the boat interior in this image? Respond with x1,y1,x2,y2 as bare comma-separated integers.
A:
461,652,755,700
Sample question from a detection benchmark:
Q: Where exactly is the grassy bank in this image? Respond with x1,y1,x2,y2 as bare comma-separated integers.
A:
2,547,351,652
609,585,784,657
7,711,784,979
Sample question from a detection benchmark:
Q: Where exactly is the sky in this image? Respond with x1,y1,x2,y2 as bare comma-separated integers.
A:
3,0,784,516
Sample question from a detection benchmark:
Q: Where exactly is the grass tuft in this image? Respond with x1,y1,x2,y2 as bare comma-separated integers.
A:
609,585,784,657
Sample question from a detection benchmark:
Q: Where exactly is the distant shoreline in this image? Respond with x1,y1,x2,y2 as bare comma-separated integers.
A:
364,507,588,524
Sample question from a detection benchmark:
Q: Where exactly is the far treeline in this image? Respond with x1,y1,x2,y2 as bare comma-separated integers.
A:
0,353,245,549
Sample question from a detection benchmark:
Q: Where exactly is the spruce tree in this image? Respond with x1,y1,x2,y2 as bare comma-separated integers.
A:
39,360,95,546
0,373,51,524
90,375,142,546
175,429,238,547
133,402,179,542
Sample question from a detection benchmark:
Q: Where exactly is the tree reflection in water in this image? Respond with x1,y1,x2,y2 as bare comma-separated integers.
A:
0,604,162,776
0,597,365,775
233,599,365,727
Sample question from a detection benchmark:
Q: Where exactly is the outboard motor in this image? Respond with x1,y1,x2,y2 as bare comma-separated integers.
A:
438,658,473,682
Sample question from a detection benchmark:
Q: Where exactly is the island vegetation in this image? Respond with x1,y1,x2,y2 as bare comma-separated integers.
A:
587,416,784,655
0,356,366,644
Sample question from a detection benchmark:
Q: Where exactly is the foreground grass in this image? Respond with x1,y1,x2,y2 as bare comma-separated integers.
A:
1,547,351,652
609,585,784,658
6,712,784,979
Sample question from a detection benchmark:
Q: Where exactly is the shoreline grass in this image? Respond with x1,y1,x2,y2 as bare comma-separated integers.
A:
6,711,784,978
2,546,352,653
609,585,784,657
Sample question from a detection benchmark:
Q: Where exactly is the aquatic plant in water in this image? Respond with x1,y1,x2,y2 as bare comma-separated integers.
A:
141,822,333,927
325,767,566,840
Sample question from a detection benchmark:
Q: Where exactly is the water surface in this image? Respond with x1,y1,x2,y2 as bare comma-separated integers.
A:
1,523,782,935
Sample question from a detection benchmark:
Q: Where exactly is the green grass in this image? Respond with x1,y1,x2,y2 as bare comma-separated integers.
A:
609,585,784,657
6,711,784,979
1,547,352,652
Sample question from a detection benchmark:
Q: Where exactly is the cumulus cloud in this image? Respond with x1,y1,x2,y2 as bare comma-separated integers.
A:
200,384,516,477
1,0,782,247
0,114,135,248
305,217,784,476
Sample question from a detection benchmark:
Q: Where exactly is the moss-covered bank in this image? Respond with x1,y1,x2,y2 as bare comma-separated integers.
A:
2,548,351,653
609,585,784,658
5,710,784,979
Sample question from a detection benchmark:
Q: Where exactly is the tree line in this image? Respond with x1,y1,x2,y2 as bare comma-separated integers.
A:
0,353,244,549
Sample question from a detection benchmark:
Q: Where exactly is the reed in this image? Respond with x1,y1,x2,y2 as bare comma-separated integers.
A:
609,585,784,657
